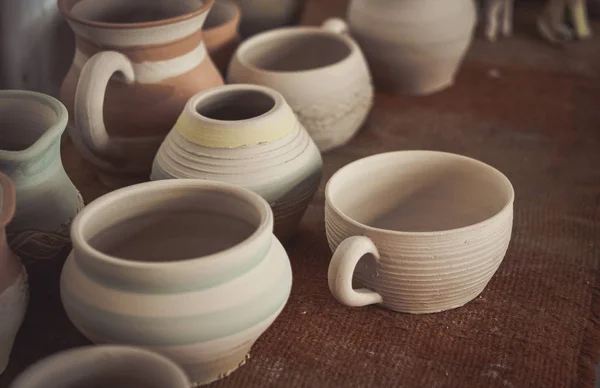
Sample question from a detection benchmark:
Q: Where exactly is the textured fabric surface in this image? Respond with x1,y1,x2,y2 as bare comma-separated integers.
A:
1,1,599,387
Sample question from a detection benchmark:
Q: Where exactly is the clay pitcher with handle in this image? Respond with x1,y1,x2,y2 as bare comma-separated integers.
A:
59,0,224,188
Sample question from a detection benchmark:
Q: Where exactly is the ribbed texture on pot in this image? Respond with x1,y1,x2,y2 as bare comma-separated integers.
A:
325,202,514,314
152,121,322,242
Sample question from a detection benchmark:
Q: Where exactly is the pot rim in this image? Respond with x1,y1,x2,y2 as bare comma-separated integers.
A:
9,345,190,388
71,179,273,269
232,24,360,76
325,150,515,238
0,90,67,161
57,0,215,30
175,84,296,148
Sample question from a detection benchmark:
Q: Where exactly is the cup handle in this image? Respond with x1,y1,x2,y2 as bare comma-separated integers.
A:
74,51,135,162
328,235,383,307
322,18,349,35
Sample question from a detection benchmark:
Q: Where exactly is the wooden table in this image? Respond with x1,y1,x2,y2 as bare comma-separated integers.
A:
1,1,600,387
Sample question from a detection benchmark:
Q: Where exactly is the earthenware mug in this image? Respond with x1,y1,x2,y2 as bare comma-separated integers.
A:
228,18,373,152
326,151,514,314
60,179,293,385
9,346,190,388
59,0,224,188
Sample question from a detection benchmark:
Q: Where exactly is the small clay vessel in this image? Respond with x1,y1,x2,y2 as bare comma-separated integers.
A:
0,172,28,375
326,151,514,314
347,0,477,95
151,84,323,242
204,0,241,77
228,19,374,152
9,346,190,388
59,0,224,188
235,0,307,37
0,90,83,262
60,179,293,385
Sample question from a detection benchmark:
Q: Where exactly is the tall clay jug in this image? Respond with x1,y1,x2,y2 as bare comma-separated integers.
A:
0,172,28,375
0,90,83,262
59,0,224,188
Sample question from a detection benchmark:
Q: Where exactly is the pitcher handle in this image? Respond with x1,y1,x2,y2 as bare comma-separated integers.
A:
322,18,349,35
74,51,135,162
328,236,383,307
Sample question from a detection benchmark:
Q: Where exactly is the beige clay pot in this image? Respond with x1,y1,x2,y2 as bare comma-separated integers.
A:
228,18,374,153
151,84,323,242
347,0,477,95
326,151,514,314
60,180,293,385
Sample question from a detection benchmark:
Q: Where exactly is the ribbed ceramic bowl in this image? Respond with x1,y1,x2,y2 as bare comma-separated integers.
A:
326,151,514,314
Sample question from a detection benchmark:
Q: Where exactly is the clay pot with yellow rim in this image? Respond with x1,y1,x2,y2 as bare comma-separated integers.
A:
151,84,323,242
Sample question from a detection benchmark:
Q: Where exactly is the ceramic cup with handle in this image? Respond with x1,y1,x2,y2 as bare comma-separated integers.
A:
326,151,514,314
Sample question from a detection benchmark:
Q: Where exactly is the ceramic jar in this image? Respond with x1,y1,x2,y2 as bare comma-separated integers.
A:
228,19,373,152
235,0,306,37
58,0,224,189
325,151,514,314
204,0,241,76
0,90,83,262
151,84,323,242
347,0,477,95
0,0,75,98
9,346,190,388
60,179,293,385
0,172,28,375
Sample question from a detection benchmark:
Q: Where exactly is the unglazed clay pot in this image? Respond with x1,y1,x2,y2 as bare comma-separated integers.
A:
60,179,293,385
0,173,28,375
0,90,83,262
10,346,190,388
58,0,224,188
228,19,373,152
151,84,323,242
326,151,514,314
235,0,306,37
204,0,241,76
347,0,477,95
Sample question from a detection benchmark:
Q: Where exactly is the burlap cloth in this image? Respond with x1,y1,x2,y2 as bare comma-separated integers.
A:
1,1,599,387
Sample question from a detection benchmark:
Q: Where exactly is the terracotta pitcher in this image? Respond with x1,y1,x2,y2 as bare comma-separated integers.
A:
0,172,28,375
59,0,224,188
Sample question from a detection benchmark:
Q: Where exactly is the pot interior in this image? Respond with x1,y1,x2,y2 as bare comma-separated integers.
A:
240,31,351,72
328,153,513,233
85,186,262,262
0,96,57,151
68,0,207,24
196,89,275,121
204,0,237,29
